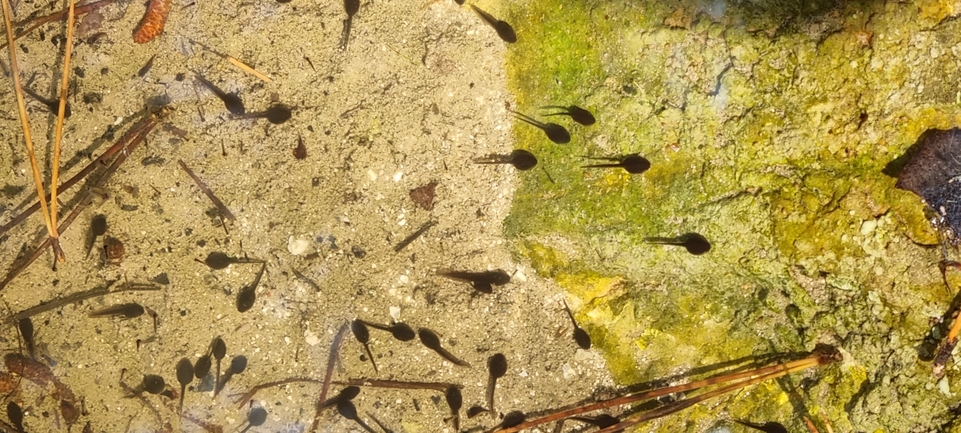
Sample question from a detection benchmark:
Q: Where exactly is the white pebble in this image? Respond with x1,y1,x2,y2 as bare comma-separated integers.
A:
287,236,310,255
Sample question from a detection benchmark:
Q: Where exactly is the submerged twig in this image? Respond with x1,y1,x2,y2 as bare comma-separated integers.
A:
178,159,236,221
393,220,435,252
234,377,324,408
311,322,350,431
332,378,461,393
495,347,840,433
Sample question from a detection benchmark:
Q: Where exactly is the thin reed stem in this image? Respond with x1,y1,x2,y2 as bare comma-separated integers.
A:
1,0,57,254
49,0,77,262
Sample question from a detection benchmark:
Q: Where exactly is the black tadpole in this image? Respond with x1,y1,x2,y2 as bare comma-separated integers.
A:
214,355,248,397
445,385,462,431
17,317,35,360
733,419,788,433
644,232,711,255
6,401,23,432
195,74,245,115
502,411,526,428
199,251,264,270
341,0,360,50
563,300,591,350
22,84,71,118
418,328,470,366
510,110,570,144
234,104,292,124
582,154,651,174
437,269,511,295
175,358,194,414
351,319,378,372
542,105,595,126
212,337,227,392
361,320,417,342
473,149,538,171
337,400,378,433
237,262,267,313
317,386,361,411
470,5,516,43
486,353,507,418
240,407,268,433
140,374,166,395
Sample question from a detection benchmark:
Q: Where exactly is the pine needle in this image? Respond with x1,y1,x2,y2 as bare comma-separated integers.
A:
1,0,58,257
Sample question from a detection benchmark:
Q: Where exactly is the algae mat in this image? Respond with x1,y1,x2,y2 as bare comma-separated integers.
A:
504,0,961,431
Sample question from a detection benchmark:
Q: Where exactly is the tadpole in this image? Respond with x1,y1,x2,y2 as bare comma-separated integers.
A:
240,407,268,433
195,73,245,115
563,301,591,350
175,358,194,414
437,269,510,294
336,400,377,433
360,320,416,342
88,303,145,319
568,414,619,428
445,385,462,431
212,337,227,391
18,317,35,360
6,401,23,432
340,0,360,50
236,104,292,124
510,110,570,144
542,105,595,126
486,353,507,418
317,385,361,411
644,232,711,255
194,351,212,380
214,355,247,396
199,251,264,270
351,319,378,372
502,411,526,428
733,419,788,433
470,5,516,43
582,154,650,174
140,374,166,395
22,84,71,117
237,262,267,313
417,328,470,367
472,149,538,171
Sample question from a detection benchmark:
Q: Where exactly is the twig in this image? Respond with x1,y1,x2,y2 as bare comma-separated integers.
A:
0,117,156,237
0,113,160,290
1,0,59,258
495,348,839,433
233,377,324,408
49,0,77,263
188,39,272,83
177,159,236,221
393,220,434,252
311,322,349,431
332,378,461,393
0,0,114,49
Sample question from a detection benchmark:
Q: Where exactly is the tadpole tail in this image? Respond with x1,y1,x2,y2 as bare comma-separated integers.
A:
581,163,621,169
340,16,354,51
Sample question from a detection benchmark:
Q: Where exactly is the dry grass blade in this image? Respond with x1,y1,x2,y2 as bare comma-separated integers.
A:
1,0,60,259
49,0,77,262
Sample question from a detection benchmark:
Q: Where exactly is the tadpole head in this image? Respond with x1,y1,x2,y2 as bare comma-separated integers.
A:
143,374,166,395
229,355,248,374
488,353,507,379
212,337,227,360
176,358,194,386
204,252,231,270
389,323,416,341
351,320,370,344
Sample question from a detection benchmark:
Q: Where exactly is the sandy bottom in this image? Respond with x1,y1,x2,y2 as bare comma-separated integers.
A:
0,0,613,431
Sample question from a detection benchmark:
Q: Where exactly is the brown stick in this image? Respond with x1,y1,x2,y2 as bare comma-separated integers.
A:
0,116,156,237
0,114,159,290
311,322,349,431
177,159,236,221
0,0,115,50
332,378,462,393
495,351,838,433
234,377,324,408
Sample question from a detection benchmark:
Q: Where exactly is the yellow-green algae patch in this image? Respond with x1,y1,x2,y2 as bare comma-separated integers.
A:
504,0,961,430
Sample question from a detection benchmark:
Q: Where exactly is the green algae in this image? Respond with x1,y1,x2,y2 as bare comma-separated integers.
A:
504,0,961,430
